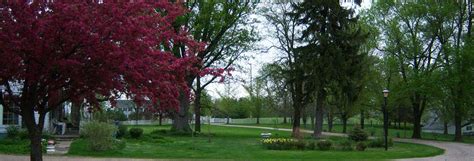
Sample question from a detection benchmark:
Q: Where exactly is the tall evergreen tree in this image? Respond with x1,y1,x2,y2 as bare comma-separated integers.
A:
292,0,367,137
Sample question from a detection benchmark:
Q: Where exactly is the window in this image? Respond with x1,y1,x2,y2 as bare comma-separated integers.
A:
3,108,19,125
467,126,472,131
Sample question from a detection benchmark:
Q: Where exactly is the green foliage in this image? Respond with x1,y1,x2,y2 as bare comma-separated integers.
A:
129,128,144,139
261,138,299,150
93,110,127,122
368,137,393,148
356,142,367,151
261,138,309,150
18,129,29,140
317,140,333,151
215,96,252,118
307,141,316,150
5,126,30,141
348,126,368,142
6,126,19,139
81,121,119,151
129,111,154,120
116,125,128,138
338,140,353,151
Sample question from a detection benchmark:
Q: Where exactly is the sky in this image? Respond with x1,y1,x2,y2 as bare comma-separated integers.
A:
205,1,373,99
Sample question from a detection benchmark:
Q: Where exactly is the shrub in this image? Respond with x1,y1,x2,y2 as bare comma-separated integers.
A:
41,131,53,140
116,125,128,138
369,129,376,136
262,138,299,150
307,141,316,150
81,121,118,151
348,126,368,142
317,140,332,151
93,110,128,123
6,126,19,139
129,128,143,139
356,142,367,151
17,129,29,140
368,137,393,148
294,140,306,150
338,140,352,151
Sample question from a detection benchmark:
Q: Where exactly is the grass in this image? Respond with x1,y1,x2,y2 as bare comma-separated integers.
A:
234,123,474,144
67,125,443,160
0,139,30,154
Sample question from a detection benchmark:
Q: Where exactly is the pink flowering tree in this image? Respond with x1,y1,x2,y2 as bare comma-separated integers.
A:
0,1,200,161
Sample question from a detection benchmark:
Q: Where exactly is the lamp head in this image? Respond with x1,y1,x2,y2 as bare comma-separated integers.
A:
383,89,389,98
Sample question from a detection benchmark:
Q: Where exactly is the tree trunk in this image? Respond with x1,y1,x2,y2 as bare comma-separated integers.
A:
313,90,325,138
342,115,348,133
283,116,287,124
310,113,315,130
360,110,365,129
23,105,47,161
256,116,260,124
302,110,307,128
71,100,81,128
292,103,302,138
158,113,163,126
412,106,422,139
194,87,202,132
328,112,333,132
171,90,192,134
397,107,401,129
443,121,448,135
454,102,463,141
29,130,43,161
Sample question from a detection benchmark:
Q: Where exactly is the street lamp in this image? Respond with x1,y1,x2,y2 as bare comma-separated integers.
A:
382,89,389,151
0,85,5,100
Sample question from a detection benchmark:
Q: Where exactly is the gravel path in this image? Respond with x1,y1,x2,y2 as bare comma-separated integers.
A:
216,124,474,161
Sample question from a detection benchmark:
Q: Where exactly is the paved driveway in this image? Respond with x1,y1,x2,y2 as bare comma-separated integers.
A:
394,138,474,161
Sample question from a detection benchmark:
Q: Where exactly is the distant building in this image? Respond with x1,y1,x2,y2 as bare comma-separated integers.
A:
422,111,474,136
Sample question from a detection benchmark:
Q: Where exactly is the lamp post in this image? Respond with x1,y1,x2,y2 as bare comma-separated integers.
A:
0,85,5,103
382,89,389,151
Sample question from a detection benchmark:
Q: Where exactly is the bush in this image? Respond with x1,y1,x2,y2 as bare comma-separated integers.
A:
338,140,352,151
307,141,316,150
294,140,306,150
6,126,19,139
348,126,368,142
356,142,367,151
368,137,393,148
18,129,29,140
93,110,128,122
81,121,118,151
129,128,143,139
116,125,128,138
262,138,300,150
369,129,376,136
317,140,332,151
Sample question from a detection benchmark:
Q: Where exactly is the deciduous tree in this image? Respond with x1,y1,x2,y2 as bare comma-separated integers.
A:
0,1,199,161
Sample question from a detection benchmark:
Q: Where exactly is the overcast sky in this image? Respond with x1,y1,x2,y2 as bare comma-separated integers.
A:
205,1,373,99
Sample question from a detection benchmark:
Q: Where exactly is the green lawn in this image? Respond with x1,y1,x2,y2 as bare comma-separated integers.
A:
67,125,443,160
0,139,30,155
234,123,474,144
